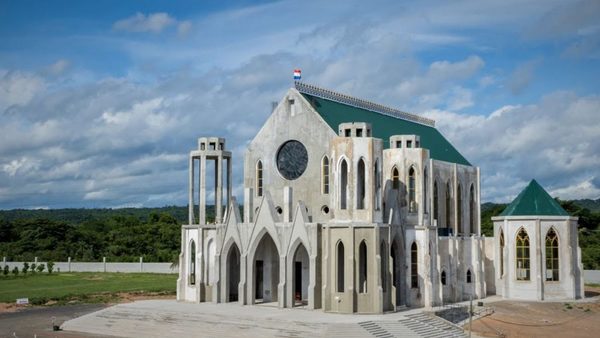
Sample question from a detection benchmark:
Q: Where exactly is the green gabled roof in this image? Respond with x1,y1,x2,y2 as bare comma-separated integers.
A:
296,83,470,166
500,179,569,216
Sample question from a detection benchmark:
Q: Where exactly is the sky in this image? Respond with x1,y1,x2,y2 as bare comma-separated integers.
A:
0,0,599,209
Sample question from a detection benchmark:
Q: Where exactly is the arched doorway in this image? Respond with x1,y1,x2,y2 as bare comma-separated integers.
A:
226,244,241,302
391,239,403,307
292,244,309,306
254,233,279,304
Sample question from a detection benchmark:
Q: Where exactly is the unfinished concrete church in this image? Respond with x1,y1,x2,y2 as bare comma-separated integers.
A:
176,82,584,313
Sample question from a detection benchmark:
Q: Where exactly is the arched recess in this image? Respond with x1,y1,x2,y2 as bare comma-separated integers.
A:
445,181,452,230
291,242,310,306
359,240,368,293
499,228,505,278
441,270,447,285
207,238,215,286
251,231,280,304
433,180,439,224
225,242,241,302
457,183,462,234
545,227,559,281
411,242,418,289
189,240,196,285
357,158,366,209
516,228,530,281
256,160,263,197
390,236,404,306
408,166,416,213
336,241,345,293
374,159,381,210
392,166,400,190
466,269,472,283
340,158,348,210
321,156,330,194
469,184,475,235
423,168,428,213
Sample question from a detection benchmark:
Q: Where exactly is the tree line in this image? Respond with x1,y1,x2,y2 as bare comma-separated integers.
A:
1,200,598,268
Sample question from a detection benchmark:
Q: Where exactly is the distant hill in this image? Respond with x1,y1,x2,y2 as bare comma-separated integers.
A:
572,198,600,212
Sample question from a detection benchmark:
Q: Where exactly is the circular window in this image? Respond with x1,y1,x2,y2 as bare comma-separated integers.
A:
276,140,308,180
275,206,283,214
321,205,330,215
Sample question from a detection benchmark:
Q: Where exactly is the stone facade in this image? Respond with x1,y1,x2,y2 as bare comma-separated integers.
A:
176,83,582,313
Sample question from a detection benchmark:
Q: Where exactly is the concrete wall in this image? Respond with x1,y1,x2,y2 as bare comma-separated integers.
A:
584,270,600,284
1,260,176,273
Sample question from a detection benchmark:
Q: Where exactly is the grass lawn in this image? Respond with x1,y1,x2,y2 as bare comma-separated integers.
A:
0,272,177,304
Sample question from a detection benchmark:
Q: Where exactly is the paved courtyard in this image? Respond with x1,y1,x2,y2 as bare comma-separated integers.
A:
62,300,467,338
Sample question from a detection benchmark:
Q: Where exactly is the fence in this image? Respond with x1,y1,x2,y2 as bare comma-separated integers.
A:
584,270,600,284
1,257,177,274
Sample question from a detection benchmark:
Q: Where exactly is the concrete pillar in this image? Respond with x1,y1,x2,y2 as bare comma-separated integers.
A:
244,188,254,223
476,167,481,236
536,219,543,300
103,257,106,272
453,164,458,236
68,257,71,272
227,157,232,212
283,186,292,222
189,155,195,225
140,256,144,273
199,155,206,225
2,256,5,267
216,155,223,223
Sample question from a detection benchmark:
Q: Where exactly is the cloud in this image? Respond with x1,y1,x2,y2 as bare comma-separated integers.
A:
424,91,600,202
45,59,70,76
507,59,540,95
177,21,192,36
0,70,45,113
113,12,177,33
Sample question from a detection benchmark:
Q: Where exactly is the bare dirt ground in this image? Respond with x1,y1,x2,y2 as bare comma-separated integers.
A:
0,293,175,338
469,286,600,338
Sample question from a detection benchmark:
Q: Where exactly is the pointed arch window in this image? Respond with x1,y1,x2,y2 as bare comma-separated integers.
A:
322,156,330,194
469,184,475,235
189,240,196,285
408,166,416,213
374,159,381,210
337,241,345,292
433,181,439,223
516,228,530,281
357,159,366,209
256,160,263,197
340,159,348,209
466,269,472,283
424,168,428,213
441,270,447,285
546,228,559,281
500,229,505,278
446,181,452,229
359,241,367,293
457,184,462,233
392,167,400,190
411,242,418,288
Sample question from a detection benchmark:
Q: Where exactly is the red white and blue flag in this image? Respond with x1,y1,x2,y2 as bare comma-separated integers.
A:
293,69,301,80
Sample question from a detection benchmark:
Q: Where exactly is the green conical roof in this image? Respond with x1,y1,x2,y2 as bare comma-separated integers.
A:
500,179,569,216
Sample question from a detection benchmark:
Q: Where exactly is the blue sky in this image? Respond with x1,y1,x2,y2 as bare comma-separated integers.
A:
0,0,599,209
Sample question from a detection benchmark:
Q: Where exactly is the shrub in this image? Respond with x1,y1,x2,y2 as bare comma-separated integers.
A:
22,262,29,274
3,265,8,276
36,264,45,273
47,261,55,274
12,266,19,275
30,263,37,273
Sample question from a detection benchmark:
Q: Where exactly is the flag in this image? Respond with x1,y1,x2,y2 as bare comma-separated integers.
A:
293,69,301,80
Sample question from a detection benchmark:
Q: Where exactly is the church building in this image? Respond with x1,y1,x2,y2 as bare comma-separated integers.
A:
176,82,583,313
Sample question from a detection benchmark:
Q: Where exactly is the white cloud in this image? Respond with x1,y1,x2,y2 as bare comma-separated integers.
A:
426,91,600,202
113,12,176,33
507,59,540,95
177,21,192,36
2,157,40,177
0,70,45,112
